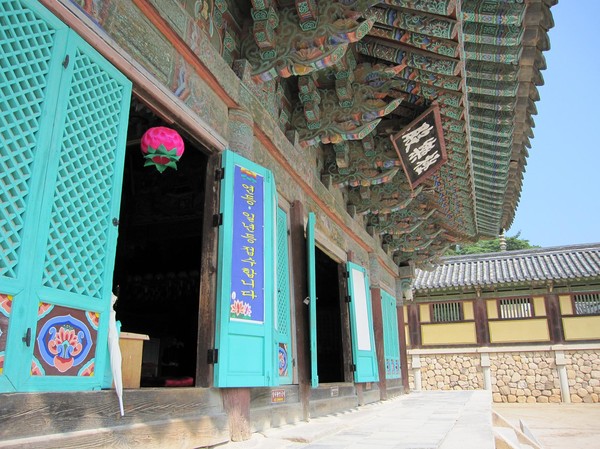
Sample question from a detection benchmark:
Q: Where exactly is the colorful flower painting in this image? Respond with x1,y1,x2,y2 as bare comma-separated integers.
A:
34,306,97,376
37,315,92,373
230,298,252,318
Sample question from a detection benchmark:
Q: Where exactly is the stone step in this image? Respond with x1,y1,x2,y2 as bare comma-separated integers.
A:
518,418,543,448
492,411,542,449
495,426,522,449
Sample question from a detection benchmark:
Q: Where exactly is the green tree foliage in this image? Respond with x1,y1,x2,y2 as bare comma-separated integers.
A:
446,232,539,256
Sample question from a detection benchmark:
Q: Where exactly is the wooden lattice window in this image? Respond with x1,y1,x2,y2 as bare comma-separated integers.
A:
432,302,463,322
573,293,600,315
499,298,532,319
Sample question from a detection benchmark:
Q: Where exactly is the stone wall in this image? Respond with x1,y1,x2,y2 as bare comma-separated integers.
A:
407,345,600,403
489,351,561,403
565,350,600,403
410,353,483,391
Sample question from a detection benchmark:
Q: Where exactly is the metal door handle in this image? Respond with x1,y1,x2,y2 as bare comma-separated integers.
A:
22,328,31,347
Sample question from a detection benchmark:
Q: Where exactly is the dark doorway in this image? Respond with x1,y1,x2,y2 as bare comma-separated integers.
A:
315,247,344,383
112,99,208,387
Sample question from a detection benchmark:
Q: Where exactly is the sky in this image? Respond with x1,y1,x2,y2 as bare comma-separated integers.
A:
505,0,600,248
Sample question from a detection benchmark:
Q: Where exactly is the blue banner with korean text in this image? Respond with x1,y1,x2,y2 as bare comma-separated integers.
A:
230,165,265,323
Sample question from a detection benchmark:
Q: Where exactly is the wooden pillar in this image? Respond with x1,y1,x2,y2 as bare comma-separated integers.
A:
395,276,412,392
396,302,410,391
368,254,387,399
370,287,387,400
356,382,364,405
289,200,310,421
196,152,221,387
545,292,564,343
407,303,421,348
474,298,490,345
222,388,251,442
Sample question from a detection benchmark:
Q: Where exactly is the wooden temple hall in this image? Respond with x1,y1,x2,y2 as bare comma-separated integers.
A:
0,0,556,447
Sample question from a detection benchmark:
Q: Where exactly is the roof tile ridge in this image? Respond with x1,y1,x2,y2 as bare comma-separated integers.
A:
440,242,600,264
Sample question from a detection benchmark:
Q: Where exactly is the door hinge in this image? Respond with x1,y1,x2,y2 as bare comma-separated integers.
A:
351,363,357,371
345,295,351,303
207,349,219,364
213,213,223,227
343,271,350,279
215,167,225,181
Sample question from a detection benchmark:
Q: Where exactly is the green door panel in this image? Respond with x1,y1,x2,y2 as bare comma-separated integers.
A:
214,150,277,387
276,207,293,384
381,290,401,379
346,262,379,383
307,213,318,388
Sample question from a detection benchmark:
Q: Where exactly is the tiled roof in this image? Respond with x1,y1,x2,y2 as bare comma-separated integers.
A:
414,243,600,291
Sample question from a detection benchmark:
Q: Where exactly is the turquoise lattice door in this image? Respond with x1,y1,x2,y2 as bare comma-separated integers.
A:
346,262,379,383
381,290,400,379
276,207,293,384
0,0,131,392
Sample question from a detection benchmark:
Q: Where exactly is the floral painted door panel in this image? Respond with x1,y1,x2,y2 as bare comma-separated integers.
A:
0,0,131,392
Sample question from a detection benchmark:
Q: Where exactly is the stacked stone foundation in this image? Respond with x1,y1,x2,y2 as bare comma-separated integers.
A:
408,344,600,403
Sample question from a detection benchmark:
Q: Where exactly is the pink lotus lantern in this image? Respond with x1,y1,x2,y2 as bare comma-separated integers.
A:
140,127,185,173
